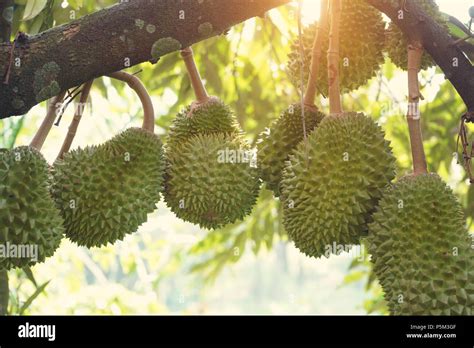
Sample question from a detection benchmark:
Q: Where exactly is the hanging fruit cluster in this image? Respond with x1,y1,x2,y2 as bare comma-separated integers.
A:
0,0,472,316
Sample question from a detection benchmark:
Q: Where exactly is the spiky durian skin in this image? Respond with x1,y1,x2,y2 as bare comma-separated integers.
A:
257,103,325,197
287,0,385,95
164,133,260,229
281,113,396,258
52,128,164,248
385,0,447,70
166,98,241,150
367,174,473,315
0,147,64,270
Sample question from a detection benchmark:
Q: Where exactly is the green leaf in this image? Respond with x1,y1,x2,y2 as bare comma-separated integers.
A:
22,267,37,288
68,0,83,10
0,271,8,315
19,280,50,315
22,0,48,21
29,12,45,34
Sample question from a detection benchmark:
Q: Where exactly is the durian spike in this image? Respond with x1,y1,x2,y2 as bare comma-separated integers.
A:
107,71,155,132
180,47,212,106
56,80,93,160
406,42,428,175
30,91,67,151
327,0,343,116
303,0,329,108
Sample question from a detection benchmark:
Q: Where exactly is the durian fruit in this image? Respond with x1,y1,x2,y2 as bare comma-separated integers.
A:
52,127,164,248
164,46,260,229
287,0,385,95
257,103,324,197
165,133,260,229
0,146,64,270
166,97,241,150
385,0,448,70
367,174,474,315
281,113,396,258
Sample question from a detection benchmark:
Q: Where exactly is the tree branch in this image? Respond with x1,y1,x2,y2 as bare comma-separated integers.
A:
0,0,289,119
366,0,474,112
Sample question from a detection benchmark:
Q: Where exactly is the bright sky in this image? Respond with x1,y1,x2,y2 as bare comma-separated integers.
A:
300,0,474,25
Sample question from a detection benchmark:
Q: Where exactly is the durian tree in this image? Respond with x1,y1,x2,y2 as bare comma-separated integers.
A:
0,0,473,315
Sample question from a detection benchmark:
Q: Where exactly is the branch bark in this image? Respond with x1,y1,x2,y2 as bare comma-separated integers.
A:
366,0,474,112
0,0,289,119
0,270,8,315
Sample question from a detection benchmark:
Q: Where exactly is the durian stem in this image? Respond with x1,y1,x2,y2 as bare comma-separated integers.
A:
327,0,343,116
30,91,67,151
180,47,210,104
107,72,155,132
407,42,428,175
56,80,94,160
303,0,329,107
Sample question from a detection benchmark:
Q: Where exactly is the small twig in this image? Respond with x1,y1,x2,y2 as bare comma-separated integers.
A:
54,87,83,126
30,91,67,151
107,71,155,132
56,80,93,160
132,69,143,76
451,34,473,47
2,32,19,85
327,0,343,115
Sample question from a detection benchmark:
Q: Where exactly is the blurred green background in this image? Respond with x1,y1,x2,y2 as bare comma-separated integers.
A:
0,0,473,315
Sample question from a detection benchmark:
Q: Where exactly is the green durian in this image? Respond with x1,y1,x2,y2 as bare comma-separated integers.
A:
0,146,64,270
164,133,260,229
281,112,396,258
368,173,473,315
166,97,241,151
52,127,164,248
385,0,448,70
287,0,385,95
257,103,325,197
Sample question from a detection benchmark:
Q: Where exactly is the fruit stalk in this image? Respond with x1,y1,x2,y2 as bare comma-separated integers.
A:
30,91,67,151
327,0,343,115
180,47,210,105
56,80,94,160
303,0,329,107
407,42,428,175
107,72,155,132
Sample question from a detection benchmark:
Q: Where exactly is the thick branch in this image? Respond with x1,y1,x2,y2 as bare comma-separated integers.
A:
0,270,8,315
366,0,474,112
0,0,289,119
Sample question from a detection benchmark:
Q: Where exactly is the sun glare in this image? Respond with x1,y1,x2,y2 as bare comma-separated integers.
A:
299,0,322,25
